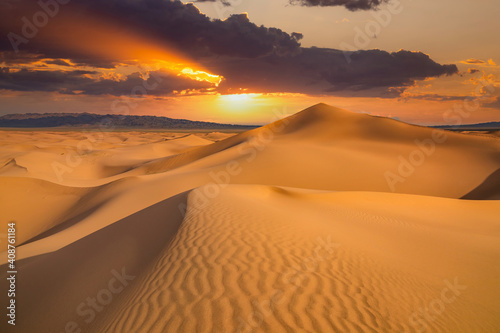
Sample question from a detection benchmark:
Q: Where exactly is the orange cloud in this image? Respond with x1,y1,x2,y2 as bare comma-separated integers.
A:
462,58,486,64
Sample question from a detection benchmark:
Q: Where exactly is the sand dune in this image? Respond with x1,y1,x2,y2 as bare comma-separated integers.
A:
2,186,499,333
98,186,499,333
1,104,499,333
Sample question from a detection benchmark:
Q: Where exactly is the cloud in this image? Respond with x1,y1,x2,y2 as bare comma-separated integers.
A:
463,59,486,64
193,0,232,7
468,68,480,74
0,51,44,65
0,0,458,98
0,67,95,92
0,0,302,61
44,59,72,67
0,48,459,98
400,93,467,102
461,58,497,67
0,67,213,96
198,0,390,11
78,70,214,96
0,47,458,98
289,0,390,11
483,96,500,109
203,48,458,96
335,18,350,24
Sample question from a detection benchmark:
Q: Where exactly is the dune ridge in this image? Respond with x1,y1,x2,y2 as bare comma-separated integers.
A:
1,104,499,333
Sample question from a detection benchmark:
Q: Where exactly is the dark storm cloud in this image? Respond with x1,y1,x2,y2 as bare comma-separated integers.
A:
289,0,390,11
0,0,302,60
400,94,467,102
0,67,212,96
197,0,389,11
0,48,459,98
0,51,44,65
81,0,303,58
44,59,72,66
0,67,94,92
194,0,231,7
202,48,458,96
0,0,458,98
308,49,457,90
78,71,213,96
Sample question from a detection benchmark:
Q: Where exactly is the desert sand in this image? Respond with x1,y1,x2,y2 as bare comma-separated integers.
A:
0,104,499,333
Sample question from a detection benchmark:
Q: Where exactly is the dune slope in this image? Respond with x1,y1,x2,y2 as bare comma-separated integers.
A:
2,186,499,333
0,104,499,333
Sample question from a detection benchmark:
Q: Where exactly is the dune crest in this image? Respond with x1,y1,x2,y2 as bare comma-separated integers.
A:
1,104,499,333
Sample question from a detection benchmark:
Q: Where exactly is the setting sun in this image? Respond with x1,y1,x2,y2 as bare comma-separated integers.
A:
218,93,262,102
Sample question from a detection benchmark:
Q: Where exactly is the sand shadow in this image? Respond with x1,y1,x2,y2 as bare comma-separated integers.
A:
0,190,190,332
461,168,500,200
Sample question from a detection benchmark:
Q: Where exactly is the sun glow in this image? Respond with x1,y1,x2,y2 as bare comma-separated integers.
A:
219,93,262,102
215,93,265,115
13,9,226,90
178,68,223,86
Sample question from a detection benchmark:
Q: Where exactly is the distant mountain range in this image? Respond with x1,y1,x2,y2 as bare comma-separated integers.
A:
434,122,500,131
1,112,498,131
0,113,258,130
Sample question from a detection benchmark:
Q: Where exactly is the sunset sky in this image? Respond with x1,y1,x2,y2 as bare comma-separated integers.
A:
0,0,499,125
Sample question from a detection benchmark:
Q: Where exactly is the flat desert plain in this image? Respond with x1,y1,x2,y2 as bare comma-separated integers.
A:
1,104,499,333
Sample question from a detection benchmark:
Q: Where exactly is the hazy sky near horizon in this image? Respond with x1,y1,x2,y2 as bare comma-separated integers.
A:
0,0,499,125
